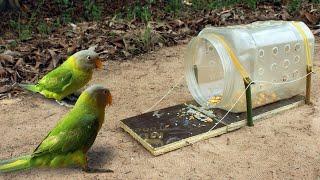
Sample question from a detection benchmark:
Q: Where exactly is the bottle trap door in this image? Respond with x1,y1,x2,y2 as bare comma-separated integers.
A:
120,96,304,156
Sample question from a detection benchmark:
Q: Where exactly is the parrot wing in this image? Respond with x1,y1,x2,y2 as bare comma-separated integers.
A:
37,68,73,93
32,114,99,156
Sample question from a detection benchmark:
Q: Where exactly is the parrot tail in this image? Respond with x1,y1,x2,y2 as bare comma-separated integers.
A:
0,155,32,173
18,83,39,93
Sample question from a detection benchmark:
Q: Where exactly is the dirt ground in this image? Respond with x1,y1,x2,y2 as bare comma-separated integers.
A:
0,39,320,179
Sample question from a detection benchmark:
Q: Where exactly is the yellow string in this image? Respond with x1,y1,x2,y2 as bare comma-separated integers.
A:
208,34,252,83
291,21,312,69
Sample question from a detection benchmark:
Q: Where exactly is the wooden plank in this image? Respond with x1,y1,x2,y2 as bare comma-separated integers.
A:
153,125,228,156
120,121,157,155
120,96,305,156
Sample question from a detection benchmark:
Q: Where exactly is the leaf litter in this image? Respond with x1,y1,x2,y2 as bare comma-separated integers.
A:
0,1,319,98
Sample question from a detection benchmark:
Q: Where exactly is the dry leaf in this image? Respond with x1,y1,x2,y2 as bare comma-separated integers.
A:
3,50,22,57
313,29,320,36
67,44,77,55
0,54,14,63
303,12,319,25
48,49,58,68
169,19,184,28
0,66,6,78
0,85,11,93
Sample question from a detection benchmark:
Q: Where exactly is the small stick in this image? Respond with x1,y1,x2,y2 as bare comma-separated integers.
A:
244,79,254,127
305,66,312,105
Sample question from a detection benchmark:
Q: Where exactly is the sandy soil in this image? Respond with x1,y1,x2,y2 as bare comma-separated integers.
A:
0,40,320,179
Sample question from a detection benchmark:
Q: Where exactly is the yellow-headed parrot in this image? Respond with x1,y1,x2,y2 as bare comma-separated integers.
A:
19,47,103,102
0,84,112,173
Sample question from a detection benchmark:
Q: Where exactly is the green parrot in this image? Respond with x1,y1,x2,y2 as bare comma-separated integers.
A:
19,47,103,101
0,84,112,173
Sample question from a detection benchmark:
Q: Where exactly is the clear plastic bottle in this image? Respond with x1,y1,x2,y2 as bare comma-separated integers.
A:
185,21,315,112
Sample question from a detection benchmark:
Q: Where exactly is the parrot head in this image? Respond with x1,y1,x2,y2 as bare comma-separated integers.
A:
73,46,103,71
82,84,112,108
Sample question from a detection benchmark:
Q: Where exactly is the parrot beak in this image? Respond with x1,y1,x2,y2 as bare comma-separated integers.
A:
95,58,103,69
106,93,112,106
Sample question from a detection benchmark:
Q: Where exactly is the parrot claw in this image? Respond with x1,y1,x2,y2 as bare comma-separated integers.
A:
55,100,74,108
83,167,114,173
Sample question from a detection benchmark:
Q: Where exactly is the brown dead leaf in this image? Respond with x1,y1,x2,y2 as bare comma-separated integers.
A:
48,49,58,68
122,50,131,57
279,10,290,20
0,38,5,45
313,29,320,36
302,11,319,25
281,0,289,5
113,42,124,48
67,44,77,55
17,45,31,52
179,27,191,34
15,58,24,67
0,85,11,93
3,50,22,57
0,66,6,78
0,54,14,63
5,67,14,74
33,50,43,69
195,18,204,24
169,19,185,28
59,41,69,48
107,47,117,55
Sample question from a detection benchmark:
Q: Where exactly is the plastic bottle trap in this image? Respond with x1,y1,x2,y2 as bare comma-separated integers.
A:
120,21,315,156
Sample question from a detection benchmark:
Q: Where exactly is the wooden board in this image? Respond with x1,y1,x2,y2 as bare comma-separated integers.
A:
120,96,305,156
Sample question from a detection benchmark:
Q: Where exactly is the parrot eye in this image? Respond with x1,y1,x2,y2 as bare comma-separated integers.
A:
86,56,91,60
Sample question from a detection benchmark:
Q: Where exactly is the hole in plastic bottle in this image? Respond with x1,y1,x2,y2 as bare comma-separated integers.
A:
285,44,290,53
272,47,278,55
271,63,277,71
283,59,290,69
259,49,264,57
258,68,264,75
282,75,288,82
295,43,301,51
294,56,300,63
259,84,264,90
292,70,299,78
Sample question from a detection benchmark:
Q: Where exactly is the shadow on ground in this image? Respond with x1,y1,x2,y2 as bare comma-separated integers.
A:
88,145,114,169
